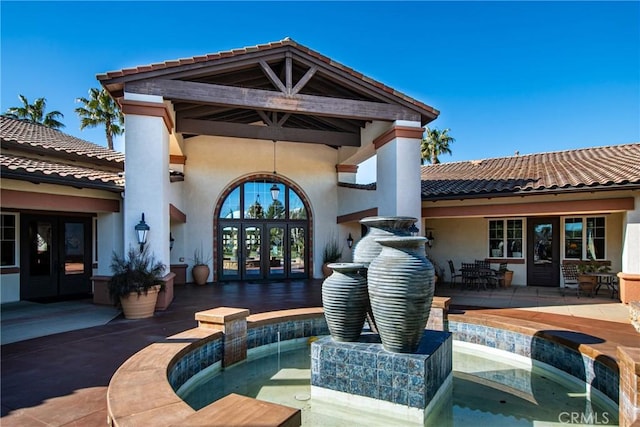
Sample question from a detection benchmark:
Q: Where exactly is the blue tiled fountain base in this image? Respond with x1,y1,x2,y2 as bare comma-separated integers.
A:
311,330,452,422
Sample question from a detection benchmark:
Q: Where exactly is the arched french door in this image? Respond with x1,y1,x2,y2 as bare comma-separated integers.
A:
216,177,310,281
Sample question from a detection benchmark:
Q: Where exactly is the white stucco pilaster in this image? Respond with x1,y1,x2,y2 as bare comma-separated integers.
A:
96,211,123,275
375,121,423,231
123,93,171,268
622,194,640,274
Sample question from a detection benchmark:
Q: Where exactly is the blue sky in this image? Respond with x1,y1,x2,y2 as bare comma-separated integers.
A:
2,1,638,183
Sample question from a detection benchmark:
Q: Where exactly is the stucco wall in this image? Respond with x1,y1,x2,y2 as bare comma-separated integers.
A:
423,217,530,286
424,212,626,287
180,135,341,280
336,186,377,217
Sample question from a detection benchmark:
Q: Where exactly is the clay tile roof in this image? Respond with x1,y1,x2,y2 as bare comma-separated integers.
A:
1,153,124,191
1,115,124,166
97,38,438,117
421,143,640,200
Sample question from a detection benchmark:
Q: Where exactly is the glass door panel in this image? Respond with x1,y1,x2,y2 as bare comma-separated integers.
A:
59,218,92,295
527,217,560,287
289,226,306,276
221,226,239,278
268,225,285,277
64,222,85,275
533,223,553,265
244,226,262,279
31,221,53,277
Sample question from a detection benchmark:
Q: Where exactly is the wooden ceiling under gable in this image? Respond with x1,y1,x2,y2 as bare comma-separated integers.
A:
99,43,438,147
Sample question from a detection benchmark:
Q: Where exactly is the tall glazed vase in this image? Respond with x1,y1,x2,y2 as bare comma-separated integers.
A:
352,216,418,334
368,236,434,353
353,216,417,267
322,263,368,342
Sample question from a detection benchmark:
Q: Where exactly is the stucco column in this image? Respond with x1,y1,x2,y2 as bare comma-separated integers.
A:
121,93,172,269
374,121,423,230
619,194,640,303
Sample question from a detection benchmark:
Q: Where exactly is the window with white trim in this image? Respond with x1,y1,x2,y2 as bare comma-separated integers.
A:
488,219,523,258
564,216,606,260
1,213,18,267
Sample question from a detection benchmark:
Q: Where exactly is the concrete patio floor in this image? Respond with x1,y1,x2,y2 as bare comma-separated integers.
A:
0,280,635,426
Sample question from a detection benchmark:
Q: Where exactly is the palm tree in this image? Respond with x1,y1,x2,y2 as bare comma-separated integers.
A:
75,88,124,150
5,95,65,129
420,127,455,164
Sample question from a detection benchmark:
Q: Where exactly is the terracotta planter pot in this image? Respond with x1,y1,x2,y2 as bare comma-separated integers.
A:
322,262,333,278
501,270,514,288
322,263,368,342
578,274,598,297
119,286,160,319
618,272,640,304
192,265,210,285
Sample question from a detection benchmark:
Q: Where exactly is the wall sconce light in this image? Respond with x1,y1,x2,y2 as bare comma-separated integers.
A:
135,213,150,252
426,231,435,248
409,224,419,236
347,233,354,249
170,232,175,251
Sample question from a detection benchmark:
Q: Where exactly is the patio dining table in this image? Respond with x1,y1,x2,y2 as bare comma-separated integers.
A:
586,272,619,299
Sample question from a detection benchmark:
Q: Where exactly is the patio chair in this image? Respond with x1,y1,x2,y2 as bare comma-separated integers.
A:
475,260,498,288
561,263,580,297
461,262,483,291
492,262,508,287
448,260,463,288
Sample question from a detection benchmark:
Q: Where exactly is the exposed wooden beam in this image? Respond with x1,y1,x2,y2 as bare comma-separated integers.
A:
126,79,421,122
291,65,317,95
277,113,290,126
285,53,293,92
177,118,360,146
259,60,287,93
257,110,272,125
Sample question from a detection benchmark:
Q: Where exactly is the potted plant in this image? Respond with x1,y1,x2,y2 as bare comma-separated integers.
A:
191,245,212,285
499,263,513,288
322,238,342,278
108,247,166,319
425,252,444,285
577,259,609,296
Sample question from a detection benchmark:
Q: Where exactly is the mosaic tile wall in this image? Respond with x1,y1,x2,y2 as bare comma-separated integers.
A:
311,331,452,409
169,338,223,391
449,321,619,404
247,317,329,350
169,316,329,391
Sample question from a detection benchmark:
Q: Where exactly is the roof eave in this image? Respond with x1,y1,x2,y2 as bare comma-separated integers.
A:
1,170,124,193
421,183,640,201
1,139,125,170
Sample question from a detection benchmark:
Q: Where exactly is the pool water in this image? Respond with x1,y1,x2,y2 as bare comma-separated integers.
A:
181,341,618,426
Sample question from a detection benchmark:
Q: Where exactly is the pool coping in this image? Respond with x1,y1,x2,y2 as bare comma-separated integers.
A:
106,301,638,427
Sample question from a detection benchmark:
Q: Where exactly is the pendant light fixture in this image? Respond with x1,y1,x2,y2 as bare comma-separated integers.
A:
270,140,280,201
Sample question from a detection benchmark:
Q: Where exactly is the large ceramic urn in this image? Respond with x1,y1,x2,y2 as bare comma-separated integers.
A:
322,263,368,342
367,236,435,353
353,216,417,267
